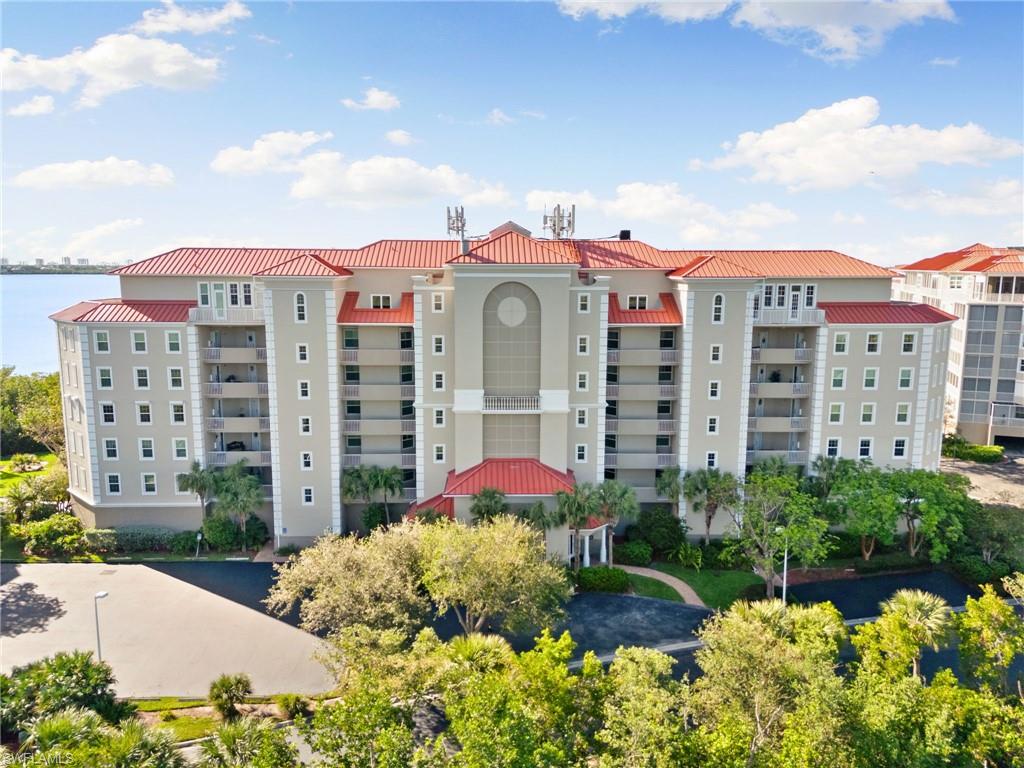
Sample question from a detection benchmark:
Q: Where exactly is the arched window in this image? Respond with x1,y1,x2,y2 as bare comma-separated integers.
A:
711,293,724,324
294,292,307,323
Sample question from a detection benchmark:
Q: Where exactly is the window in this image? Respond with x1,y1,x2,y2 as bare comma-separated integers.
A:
228,283,240,307
173,438,188,460
399,330,414,351
831,368,846,390
776,284,787,308
606,365,618,384
401,400,414,418
764,285,774,307
865,333,881,354
168,367,184,389
346,435,362,452
94,331,110,353
344,366,360,384
710,344,722,363
860,403,876,425
134,367,150,390
706,451,717,469
296,344,309,363
431,292,445,313
198,283,211,307
343,328,359,349
295,292,307,322
139,438,155,460
895,403,911,424
707,416,719,435
901,332,916,354
658,366,674,384
165,331,182,353
432,335,445,355
858,438,873,459
949,275,963,290
106,474,121,495
300,451,313,471
575,444,588,463
170,403,186,424
576,372,589,392
863,367,878,390
708,380,720,400
433,444,446,463
242,284,253,306
136,402,152,425
804,285,816,307
302,487,314,505
298,381,310,399
606,400,617,417
131,331,147,353
829,403,844,424
627,295,648,310
833,332,849,354
657,400,672,417
100,402,116,425
371,294,392,309
577,293,590,313
300,416,312,434
660,328,675,349
103,438,118,460
97,367,113,389
434,408,445,427
898,368,913,389
576,408,588,427
826,438,840,458
433,372,445,392
141,473,157,495
892,438,907,459
577,335,589,355
712,294,724,324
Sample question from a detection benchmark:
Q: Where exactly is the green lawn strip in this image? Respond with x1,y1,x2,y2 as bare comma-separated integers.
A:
626,573,684,602
0,453,57,494
155,714,219,742
653,563,763,611
132,697,208,713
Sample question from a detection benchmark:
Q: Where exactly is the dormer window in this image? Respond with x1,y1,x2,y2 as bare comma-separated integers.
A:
626,295,648,310
371,294,392,309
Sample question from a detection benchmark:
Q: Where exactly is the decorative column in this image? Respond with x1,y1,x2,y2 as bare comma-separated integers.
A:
582,534,591,567
599,527,607,564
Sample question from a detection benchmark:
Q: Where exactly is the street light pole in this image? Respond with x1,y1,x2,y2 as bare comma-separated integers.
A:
94,591,109,661
781,540,789,606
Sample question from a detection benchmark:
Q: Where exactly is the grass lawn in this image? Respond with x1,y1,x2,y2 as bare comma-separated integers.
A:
654,563,764,610
0,453,57,495
132,698,207,713
627,573,684,602
155,714,219,742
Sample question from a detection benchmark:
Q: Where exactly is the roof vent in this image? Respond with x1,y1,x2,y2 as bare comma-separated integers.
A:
619,229,631,240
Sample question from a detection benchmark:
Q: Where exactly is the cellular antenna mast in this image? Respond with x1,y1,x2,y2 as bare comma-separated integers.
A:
447,205,468,254
542,203,575,240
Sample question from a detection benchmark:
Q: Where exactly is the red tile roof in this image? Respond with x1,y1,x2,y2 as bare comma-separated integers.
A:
255,253,352,277
668,250,895,279
448,231,577,265
902,243,1024,273
110,247,359,276
608,292,682,324
407,493,454,520
819,302,957,325
345,240,460,269
49,298,195,324
337,291,414,325
443,458,575,497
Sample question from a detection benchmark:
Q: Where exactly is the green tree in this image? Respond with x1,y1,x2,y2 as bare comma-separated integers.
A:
369,465,406,527
515,499,559,531
4,480,37,522
596,478,639,525
956,584,1024,694
887,469,969,561
198,716,299,767
341,464,374,510
468,486,509,523
554,482,601,573
654,465,683,519
212,461,265,552
177,462,219,515
683,467,740,546
852,589,951,680
832,462,900,560
16,372,64,457
963,503,1024,565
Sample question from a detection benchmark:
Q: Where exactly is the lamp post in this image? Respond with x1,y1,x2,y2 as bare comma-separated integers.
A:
94,591,108,661
775,526,789,606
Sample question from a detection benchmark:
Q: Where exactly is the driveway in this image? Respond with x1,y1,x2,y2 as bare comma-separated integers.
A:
788,570,980,620
0,563,334,698
941,456,1024,505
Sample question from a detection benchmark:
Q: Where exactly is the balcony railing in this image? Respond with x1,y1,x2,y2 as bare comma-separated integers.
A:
206,416,271,431
342,453,416,468
747,416,809,431
341,384,416,399
482,394,541,412
607,348,680,365
339,348,415,364
750,347,813,363
749,381,810,397
204,382,270,397
746,449,808,465
207,450,271,467
604,452,677,469
342,418,416,433
202,347,267,362
604,383,677,399
604,418,676,434
753,308,826,325
189,307,264,324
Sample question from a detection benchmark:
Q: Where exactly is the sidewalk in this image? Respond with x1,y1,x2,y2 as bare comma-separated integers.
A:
618,565,707,608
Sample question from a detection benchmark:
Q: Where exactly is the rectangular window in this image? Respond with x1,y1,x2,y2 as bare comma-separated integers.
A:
659,329,675,349
708,380,720,400
298,381,310,399
829,403,844,424
94,331,110,353
302,487,314,505
344,366,360,384
860,403,876,425
432,335,445,355
865,333,881,354
707,416,719,435
606,365,618,384
434,408,445,427
577,335,589,355
706,451,717,469
576,408,588,427
168,367,184,389
139,438,155,460
198,282,211,306
228,283,240,306
710,344,722,363
896,403,911,424
371,294,392,309
400,329,413,350
296,344,309,363
577,294,590,313
134,367,150,390
433,372,445,391
346,435,362,452
300,416,312,434
627,295,648,310
433,444,446,463
949,275,964,289
606,400,617,418
576,372,589,392
300,451,313,470
141,473,157,495
833,332,848,354
776,284,787,308
863,367,878,390
170,403,186,424
101,402,116,425
859,438,873,459
607,328,619,350
431,292,444,313
106,473,121,495
343,328,359,349
575,444,588,463
97,367,113,389
657,400,672,417
831,368,846,390
764,284,774,307
826,438,840,458
173,438,188,460
242,283,253,306
401,400,414,418
892,438,907,459
898,368,914,389
165,331,182,353
136,402,152,425
658,366,674,384
131,331,147,354
804,285,816,307
902,332,917,354
103,438,118,460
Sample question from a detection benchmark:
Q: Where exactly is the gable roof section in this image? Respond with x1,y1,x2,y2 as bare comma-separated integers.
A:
902,243,1024,273
608,292,682,324
668,254,763,279
407,493,455,519
337,291,414,325
110,247,360,276
49,298,195,323
819,301,957,325
667,251,895,279
345,240,459,268
448,231,578,265
255,253,353,277
443,458,575,497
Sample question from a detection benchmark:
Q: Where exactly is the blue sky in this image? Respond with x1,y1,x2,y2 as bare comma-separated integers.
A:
2,0,1022,266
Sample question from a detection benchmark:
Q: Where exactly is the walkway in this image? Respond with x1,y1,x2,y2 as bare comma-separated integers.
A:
618,565,707,608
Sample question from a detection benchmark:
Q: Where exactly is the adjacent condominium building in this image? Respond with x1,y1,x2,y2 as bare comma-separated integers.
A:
895,243,1024,446
53,221,954,556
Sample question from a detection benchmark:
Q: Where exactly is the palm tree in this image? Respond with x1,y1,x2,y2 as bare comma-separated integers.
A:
341,464,374,508
4,480,36,522
177,462,218,516
469,487,509,523
654,465,682,519
369,465,405,526
683,468,741,546
214,461,265,552
881,589,952,679
516,499,559,531
197,716,298,767
554,482,601,572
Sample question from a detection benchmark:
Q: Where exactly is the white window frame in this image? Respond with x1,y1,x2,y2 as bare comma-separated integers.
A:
901,332,917,355
172,438,189,461
575,444,588,463
895,402,911,424
106,473,122,496
165,330,182,354
860,402,876,425
706,451,717,469
833,332,849,355
93,330,111,354
96,367,113,390
711,293,724,324
831,367,846,391
103,438,119,460
577,293,590,313
433,372,446,392
828,403,844,425
898,367,914,390
296,343,309,363
138,437,155,461
133,366,150,391
577,335,590,356
131,330,148,354
135,401,153,426
198,282,211,307
298,381,310,400
141,472,158,496
576,372,589,392
706,416,719,435
858,437,873,459
300,451,313,471
865,332,882,355
826,438,841,458
370,294,392,310
433,408,445,427
576,407,588,427
294,292,307,323
892,438,908,459
708,380,720,400
299,416,312,435
167,367,184,390
169,402,186,424
432,335,445,356
301,487,314,505
431,292,445,313
862,367,879,391
626,295,648,311
709,344,722,364
433,444,446,464
99,401,116,425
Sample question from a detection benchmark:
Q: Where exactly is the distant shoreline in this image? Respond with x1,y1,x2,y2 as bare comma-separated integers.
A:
1,266,115,275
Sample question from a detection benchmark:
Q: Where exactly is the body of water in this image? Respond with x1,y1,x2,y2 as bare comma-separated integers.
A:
1,274,121,374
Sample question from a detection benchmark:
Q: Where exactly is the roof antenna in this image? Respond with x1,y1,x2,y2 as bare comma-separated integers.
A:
447,206,468,254
543,203,575,240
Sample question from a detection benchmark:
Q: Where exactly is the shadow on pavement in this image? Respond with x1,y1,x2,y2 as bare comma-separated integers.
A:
0,565,67,636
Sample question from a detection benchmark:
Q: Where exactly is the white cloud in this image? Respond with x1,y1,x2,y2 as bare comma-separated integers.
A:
250,33,280,45
7,94,54,116
559,1,954,61
929,56,959,67
520,109,547,120
341,87,400,111
210,130,333,174
1,33,220,107
12,157,174,190
63,218,143,257
486,108,514,125
890,179,1023,217
384,129,416,146
692,96,1023,191
525,181,796,242
832,211,866,225
132,0,251,36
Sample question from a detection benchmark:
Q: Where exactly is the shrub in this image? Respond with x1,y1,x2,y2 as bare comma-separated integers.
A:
83,528,116,553
30,466,70,505
362,502,387,531
203,515,242,551
415,506,445,524
112,525,176,552
7,453,38,472
0,651,135,738
670,540,703,572
853,551,926,574
623,524,643,543
244,514,269,549
209,673,252,720
951,554,1012,585
635,506,686,556
275,544,300,557
942,434,1004,463
702,539,752,571
19,513,85,557
274,693,310,720
828,531,863,559
576,566,630,593
170,530,201,556
616,540,653,566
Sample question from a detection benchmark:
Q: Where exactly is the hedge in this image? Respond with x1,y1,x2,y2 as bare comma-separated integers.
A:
16,514,86,557
942,434,1004,463
576,566,630,593
951,554,1012,585
616,540,653,566
112,525,178,552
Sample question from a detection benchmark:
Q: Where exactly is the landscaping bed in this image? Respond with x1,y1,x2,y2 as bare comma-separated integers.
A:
653,563,763,611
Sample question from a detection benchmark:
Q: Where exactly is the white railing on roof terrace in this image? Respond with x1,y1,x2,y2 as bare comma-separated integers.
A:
189,307,265,324
483,395,541,412
753,308,826,325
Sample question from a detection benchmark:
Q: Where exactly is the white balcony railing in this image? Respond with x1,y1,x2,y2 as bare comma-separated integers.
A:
189,307,264,324
753,308,826,325
207,450,271,466
482,394,541,412
746,449,808,465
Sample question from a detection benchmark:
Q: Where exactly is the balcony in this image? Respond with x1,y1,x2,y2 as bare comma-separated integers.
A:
207,416,271,432
749,381,810,398
750,347,813,364
204,382,269,398
605,383,678,400
607,348,679,366
631,487,668,503
341,452,416,468
605,452,677,470
189,307,265,325
747,416,809,432
746,449,807,465
482,394,541,413
202,346,267,364
207,450,271,467
339,348,415,365
753,308,826,326
341,384,415,400
605,418,676,435
342,418,416,434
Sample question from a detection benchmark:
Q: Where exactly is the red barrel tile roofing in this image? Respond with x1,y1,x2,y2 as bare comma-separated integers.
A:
608,292,682,324
442,458,576,497
818,302,957,325
49,298,195,324
902,243,1024,273
337,291,414,324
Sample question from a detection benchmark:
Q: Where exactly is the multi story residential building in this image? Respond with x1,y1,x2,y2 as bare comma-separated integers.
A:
53,221,954,558
895,243,1024,446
